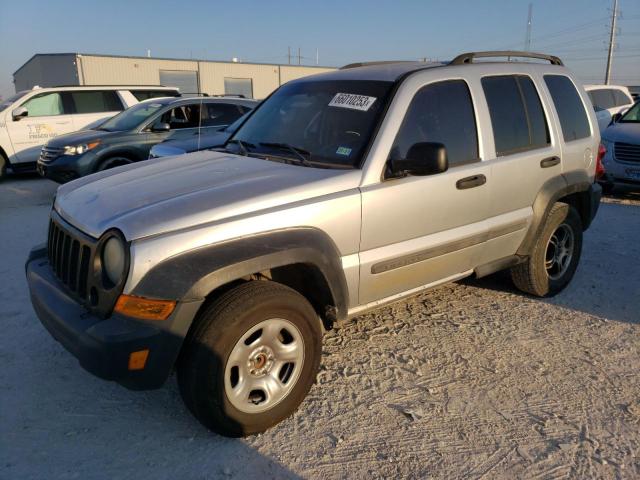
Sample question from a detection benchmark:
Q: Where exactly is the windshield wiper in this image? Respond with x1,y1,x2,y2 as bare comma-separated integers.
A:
225,139,256,156
259,142,312,167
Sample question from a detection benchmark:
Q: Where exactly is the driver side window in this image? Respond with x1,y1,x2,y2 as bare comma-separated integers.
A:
159,104,201,129
390,80,479,167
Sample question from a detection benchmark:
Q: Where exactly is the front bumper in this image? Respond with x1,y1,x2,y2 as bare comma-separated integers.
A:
37,152,98,183
26,247,202,390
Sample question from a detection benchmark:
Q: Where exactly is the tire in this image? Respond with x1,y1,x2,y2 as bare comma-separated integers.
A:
96,156,132,172
0,153,7,180
511,202,583,297
600,182,614,195
177,281,322,437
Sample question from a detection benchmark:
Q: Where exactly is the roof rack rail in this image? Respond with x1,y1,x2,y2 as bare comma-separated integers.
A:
51,84,176,88
340,60,418,70
450,51,563,66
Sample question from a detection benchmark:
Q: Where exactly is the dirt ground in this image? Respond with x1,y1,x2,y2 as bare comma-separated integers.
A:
1,176,639,479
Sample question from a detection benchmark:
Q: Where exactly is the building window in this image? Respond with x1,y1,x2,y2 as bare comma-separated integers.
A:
159,70,199,95
224,78,253,99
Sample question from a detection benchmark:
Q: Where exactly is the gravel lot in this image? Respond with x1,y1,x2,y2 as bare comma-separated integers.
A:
1,176,639,479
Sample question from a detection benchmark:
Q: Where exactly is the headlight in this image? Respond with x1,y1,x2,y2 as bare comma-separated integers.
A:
63,140,101,155
102,236,126,286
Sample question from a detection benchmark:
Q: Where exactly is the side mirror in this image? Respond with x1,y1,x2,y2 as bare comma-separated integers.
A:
390,142,449,177
611,113,622,124
12,106,28,121
151,122,171,132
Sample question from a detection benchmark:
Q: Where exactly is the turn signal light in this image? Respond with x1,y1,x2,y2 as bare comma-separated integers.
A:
128,349,149,370
114,295,176,320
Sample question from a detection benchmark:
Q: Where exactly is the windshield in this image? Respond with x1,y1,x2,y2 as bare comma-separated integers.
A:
99,101,166,131
229,80,394,168
0,91,29,112
620,102,640,123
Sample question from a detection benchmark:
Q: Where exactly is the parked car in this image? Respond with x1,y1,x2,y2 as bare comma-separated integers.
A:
594,106,613,133
585,84,634,117
0,85,180,178
149,104,258,158
37,96,255,183
599,100,640,193
26,51,602,437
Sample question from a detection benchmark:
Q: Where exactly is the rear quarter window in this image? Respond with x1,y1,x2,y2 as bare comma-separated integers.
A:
544,75,591,142
613,89,632,106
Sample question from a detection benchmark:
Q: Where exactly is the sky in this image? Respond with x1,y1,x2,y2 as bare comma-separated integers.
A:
0,0,639,98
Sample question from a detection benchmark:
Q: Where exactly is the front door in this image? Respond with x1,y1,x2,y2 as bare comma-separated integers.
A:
358,79,490,305
6,91,74,164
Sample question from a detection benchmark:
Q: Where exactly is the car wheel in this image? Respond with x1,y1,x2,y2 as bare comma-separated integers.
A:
511,202,583,297
96,156,132,172
0,153,7,180
600,182,614,195
177,281,322,437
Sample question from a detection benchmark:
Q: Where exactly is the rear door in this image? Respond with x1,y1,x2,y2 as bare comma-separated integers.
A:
358,79,490,305
478,73,559,265
68,90,124,131
5,90,74,164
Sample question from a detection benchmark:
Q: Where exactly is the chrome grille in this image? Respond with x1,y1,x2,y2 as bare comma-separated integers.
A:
40,146,64,163
614,142,640,163
47,217,93,300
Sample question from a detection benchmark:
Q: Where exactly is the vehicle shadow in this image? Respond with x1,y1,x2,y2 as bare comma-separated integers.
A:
463,201,640,325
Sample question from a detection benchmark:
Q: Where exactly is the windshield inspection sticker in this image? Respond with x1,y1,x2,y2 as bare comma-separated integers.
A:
336,146,352,156
329,93,377,111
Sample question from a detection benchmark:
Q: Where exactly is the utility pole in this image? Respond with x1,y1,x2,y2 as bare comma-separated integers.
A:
287,47,291,65
605,0,618,85
297,47,301,65
316,48,319,66
524,3,533,51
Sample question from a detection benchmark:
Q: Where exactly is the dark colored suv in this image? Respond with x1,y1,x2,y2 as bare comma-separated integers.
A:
37,97,256,183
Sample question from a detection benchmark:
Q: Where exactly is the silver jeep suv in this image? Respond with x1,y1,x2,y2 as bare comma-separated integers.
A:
26,51,602,437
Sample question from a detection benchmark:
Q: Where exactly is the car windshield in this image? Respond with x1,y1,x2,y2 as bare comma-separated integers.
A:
620,102,640,123
98,101,167,131
229,80,394,168
0,91,29,112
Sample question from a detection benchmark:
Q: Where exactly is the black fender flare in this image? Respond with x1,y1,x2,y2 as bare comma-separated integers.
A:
517,170,592,256
131,227,349,321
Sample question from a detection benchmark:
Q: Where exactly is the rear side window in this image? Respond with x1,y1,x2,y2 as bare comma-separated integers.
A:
202,103,249,127
613,89,632,106
390,80,479,167
544,75,591,142
131,90,180,101
70,91,123,113
482,75,550,156
588,89,616,110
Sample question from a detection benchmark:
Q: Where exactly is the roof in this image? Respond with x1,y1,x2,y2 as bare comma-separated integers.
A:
293,61,445,83
14,53,336,76
139,96,260,107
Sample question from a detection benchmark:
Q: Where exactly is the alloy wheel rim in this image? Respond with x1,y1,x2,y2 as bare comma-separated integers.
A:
224,318,305,414
545,223,574,280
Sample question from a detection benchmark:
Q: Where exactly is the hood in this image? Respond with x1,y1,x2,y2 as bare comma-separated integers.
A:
159,131,231,153
55,150,361,240
46,129,123,147
602,122,640,144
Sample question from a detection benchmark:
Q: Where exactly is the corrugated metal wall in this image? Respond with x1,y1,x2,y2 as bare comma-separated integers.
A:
14,54,79,91
15,54,336,97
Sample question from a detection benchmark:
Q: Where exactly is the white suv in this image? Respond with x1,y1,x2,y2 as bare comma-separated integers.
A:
0,85,179,178
585,84,634,118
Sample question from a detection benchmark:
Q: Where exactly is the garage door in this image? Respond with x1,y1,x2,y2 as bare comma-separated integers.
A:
159,70,199,95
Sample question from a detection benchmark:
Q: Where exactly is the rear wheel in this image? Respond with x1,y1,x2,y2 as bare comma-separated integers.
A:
96,156,132,172
0,153,7,180
511,202,582,297
177,281,322,437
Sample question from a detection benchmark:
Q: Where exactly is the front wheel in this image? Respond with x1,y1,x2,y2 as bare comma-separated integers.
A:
177,281,322,437
96,156,132,172
511,202,583,297
0,153,7,180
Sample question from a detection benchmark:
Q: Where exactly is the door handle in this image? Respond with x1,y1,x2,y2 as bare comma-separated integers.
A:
540,156,560,168
456,174,486,190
